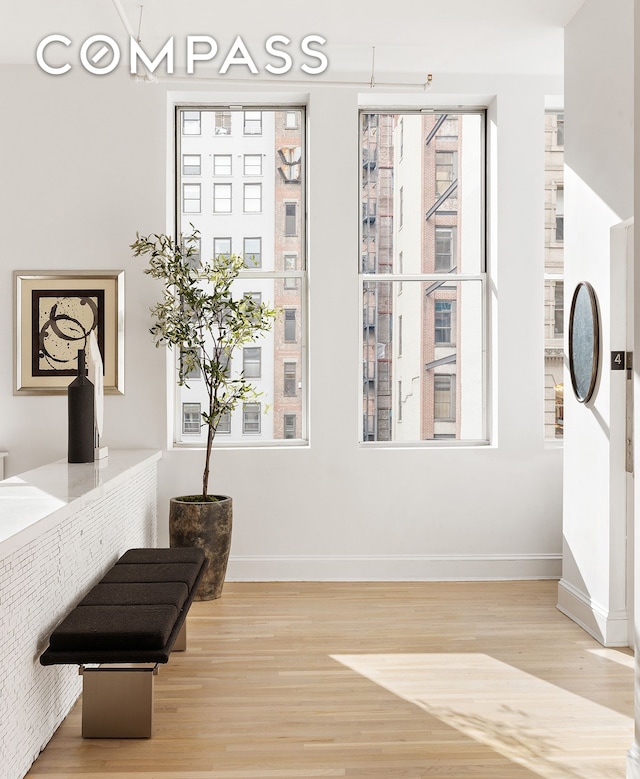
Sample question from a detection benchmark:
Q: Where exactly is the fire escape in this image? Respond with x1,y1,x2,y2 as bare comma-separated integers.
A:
362,114,393,441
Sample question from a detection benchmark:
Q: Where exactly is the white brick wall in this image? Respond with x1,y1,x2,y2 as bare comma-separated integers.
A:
0,458,158,779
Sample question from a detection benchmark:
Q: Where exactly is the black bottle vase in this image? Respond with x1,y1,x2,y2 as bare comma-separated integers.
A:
68,348,95,463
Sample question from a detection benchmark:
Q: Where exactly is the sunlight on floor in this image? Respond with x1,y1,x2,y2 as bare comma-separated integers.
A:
587,647,635,669
331,653,632,779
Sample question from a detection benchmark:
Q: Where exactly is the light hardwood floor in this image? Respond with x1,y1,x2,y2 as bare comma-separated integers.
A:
27,581,634,779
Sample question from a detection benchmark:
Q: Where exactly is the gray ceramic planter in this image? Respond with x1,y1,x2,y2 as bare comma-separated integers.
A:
169,495,232,600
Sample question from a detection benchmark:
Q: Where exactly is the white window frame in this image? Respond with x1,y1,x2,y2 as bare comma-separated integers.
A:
243,111,262,135
182,111,201,135
213,154,232,176
243,237,262,268
213,183,232,213
182,183,201,213
285,111,298,129
243,402,262,434
243,183,262,213
182,402,202,434
183,154,201,175
174,104,309,448
214,237,231,259
359,108,487,447
244,154,263,176
243,346,262,378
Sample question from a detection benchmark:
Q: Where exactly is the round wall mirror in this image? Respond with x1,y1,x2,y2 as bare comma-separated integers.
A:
568,281,600,403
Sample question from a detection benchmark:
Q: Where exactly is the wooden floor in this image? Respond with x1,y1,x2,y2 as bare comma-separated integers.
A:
27,581,634,779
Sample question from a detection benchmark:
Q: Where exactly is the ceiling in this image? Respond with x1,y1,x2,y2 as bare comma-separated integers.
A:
1,0,587,77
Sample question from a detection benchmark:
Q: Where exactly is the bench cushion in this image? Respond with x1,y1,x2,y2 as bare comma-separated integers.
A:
79,582,189,610
39,546,208,666
117,547,205,565
48,604,179,651
102,562,201,589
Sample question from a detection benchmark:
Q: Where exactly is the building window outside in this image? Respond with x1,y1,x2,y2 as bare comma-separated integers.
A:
244,183,262,213
244,154,263,176
176,105,307,445
555,187,564,242
360,110,485,444
180,349,202,380
245,291,262,306
214,237,231,259
544,110,565,440
435,227,455,272
434,300,456,345
214,111,232,135
182,235,201,268
183,154,201,175
243,237,262,268
556,113,564,146
284,254,297,288
435,151,456,196
244,111,262,135
182,111,201,135
284,309,296,342
243,402,261,433
284,202,297,236
217,411,231,433
243,347,261,378
434,375,455,421
213,183,232,213
284,362,297,396
214,154,232,176
182,402,201,434
284,413,296,438
183,183,201,213
554,282,564,336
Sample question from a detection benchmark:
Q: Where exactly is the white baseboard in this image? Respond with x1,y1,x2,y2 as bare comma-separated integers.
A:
557,578,629,647
226,553,562,582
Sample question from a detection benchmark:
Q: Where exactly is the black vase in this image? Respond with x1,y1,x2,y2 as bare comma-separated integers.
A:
68,348,95,463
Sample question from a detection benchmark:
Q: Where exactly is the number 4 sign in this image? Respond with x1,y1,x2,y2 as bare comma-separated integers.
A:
611,351,626,370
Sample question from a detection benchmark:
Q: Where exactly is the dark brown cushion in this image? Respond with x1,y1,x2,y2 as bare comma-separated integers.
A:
117,547,205,565
102,562,201,589
79,582,189,610
48,604,178,651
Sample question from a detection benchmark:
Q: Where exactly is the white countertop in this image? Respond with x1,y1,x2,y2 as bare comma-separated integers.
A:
0,450,162,557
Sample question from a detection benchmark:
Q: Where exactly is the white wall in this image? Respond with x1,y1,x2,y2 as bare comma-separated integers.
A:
0,67,169,474
0,66,564,581
558,0,634,645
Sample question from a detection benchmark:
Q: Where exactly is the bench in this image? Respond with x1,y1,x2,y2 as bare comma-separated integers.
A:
39,547,207,738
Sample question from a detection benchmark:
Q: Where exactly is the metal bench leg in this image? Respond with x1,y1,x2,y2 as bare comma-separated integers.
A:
80,665,158,738
173,620,187,651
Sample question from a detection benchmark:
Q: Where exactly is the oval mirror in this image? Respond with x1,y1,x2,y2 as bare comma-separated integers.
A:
568,281,600,403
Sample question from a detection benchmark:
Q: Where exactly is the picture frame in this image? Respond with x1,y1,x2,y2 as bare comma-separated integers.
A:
14,271,124,395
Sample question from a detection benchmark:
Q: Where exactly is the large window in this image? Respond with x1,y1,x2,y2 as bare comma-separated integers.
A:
544,110,565,440
360,110,486,444
175,106,307,445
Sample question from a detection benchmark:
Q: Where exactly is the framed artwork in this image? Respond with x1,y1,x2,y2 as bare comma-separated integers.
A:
14,271,124,395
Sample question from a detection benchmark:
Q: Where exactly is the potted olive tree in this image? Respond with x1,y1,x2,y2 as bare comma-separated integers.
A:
131,227,278,599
